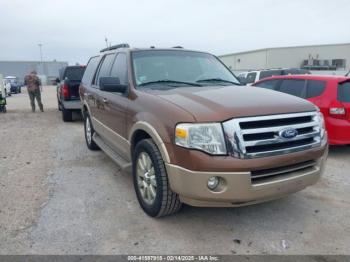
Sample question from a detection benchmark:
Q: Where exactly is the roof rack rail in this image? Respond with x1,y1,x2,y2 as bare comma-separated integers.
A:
173,46,183,49
100,43,130,53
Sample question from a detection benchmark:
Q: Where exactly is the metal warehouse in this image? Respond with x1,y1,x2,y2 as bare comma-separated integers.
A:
0,60,68,83
218,43,350,73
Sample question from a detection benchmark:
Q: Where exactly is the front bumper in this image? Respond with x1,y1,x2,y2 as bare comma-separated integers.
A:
326,117,350,145
165,147,328,207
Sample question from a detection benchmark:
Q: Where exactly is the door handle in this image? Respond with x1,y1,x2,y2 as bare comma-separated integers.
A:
102,98,108,103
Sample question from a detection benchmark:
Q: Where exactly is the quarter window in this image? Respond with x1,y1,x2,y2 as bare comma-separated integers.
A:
81,56,100,85
338,81,350,102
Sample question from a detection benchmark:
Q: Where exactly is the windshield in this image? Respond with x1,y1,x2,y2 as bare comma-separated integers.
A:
132,50,240,88
64,67,86,81
5,79,16,84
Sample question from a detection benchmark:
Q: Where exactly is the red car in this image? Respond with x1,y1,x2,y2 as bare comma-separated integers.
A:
253,75,350,145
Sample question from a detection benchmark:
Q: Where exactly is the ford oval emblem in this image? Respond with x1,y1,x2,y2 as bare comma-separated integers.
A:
279,128,298,139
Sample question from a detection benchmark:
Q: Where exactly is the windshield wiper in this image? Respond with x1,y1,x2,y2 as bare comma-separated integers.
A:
196,78,241,85
139,80,202,87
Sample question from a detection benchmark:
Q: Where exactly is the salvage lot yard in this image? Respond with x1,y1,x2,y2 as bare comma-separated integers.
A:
0,86,349,255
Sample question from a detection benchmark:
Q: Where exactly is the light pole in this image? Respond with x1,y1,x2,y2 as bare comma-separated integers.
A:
38,43,43,76
38,43,43,63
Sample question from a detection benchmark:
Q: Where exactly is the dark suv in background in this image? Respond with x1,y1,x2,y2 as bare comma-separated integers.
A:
57,65,86,121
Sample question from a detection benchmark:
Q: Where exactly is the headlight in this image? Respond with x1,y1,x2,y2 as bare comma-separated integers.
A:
175,123,227,155
316,111,326,138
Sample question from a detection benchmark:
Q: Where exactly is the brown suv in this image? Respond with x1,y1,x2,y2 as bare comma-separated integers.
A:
79,44,328,217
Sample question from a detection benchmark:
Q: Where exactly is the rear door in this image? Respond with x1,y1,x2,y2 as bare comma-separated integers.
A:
305,79,327,115
338,80,350,121
89,53,116,137
81,56,101,118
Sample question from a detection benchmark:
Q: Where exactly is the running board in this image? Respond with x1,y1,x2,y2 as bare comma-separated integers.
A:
93,133,132,172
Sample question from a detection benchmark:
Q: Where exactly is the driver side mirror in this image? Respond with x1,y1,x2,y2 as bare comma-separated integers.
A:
99,77,127,93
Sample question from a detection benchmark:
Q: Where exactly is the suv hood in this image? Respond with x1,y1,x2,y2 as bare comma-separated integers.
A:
152,85,317,122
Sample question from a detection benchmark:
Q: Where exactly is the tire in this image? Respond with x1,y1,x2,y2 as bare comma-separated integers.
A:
62,107,73,122
84,113,100,150
133,139,182,217
58,100,62,111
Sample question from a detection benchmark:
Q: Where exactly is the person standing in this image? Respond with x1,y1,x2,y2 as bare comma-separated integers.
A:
24,71,44,112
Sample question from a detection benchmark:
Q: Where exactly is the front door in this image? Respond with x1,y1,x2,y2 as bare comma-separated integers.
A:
97,52,130,160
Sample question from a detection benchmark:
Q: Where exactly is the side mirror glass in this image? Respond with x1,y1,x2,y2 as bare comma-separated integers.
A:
99,77,127,93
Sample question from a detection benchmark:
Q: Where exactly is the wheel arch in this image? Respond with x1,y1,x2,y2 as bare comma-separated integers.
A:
81,102,90,119
129,122,171,163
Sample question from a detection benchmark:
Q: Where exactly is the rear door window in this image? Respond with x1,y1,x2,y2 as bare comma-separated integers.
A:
278,79,306,98
246,72,257,84
338,81,350,102
306,80,326,98
254,79,280,90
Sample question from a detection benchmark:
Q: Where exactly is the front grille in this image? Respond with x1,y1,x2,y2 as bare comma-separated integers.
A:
223,112,322,159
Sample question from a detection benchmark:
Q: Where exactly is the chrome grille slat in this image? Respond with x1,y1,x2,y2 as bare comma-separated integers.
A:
244,131,319,146
240,122,319,135
223,111,322,159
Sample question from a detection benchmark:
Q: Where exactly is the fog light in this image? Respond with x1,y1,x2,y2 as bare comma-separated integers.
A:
207,176,219,190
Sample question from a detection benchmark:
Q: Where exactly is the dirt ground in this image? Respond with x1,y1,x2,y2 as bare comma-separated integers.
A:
0,86,349,255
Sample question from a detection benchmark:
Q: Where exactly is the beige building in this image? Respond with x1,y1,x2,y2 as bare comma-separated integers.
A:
219,43,350,73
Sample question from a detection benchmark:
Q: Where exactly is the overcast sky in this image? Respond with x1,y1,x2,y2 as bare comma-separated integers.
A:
1,0,349,65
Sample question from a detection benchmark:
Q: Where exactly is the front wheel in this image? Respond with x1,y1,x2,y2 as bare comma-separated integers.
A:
84,113,100,151
133,139,182,217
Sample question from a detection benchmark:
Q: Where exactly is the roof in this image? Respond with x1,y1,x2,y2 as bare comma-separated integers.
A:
0,60,68,64
219,42,350,58
256,74,350,83
100,47,210,55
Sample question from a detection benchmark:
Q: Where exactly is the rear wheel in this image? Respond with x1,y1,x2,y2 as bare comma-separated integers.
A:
133,139,182,217
62,107,72,122
84,113,100,150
